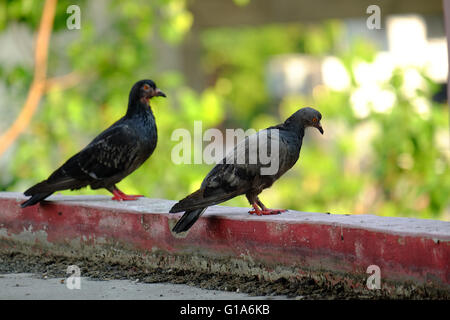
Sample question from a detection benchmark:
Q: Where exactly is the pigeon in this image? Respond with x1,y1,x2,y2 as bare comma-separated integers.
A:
170,107,323,233
20,79,166,208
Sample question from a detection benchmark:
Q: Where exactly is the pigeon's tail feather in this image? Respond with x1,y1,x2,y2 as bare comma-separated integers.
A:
24,180,51,196
24,176,84,196
170,189,237,213
20,192,53,208
169,189,205,213
172,207,207,233
21,175,86,208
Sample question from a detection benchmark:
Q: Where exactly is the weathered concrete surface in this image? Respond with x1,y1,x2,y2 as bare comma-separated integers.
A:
0,192,449,297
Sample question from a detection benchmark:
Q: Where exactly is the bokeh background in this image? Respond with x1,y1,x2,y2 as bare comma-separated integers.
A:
0,0,448,220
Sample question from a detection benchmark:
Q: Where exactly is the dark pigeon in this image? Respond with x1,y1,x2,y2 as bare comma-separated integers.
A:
170,107,323,233
21,79,166,208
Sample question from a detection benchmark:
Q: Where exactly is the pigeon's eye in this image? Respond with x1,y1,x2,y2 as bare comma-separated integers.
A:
312,118,317,123
143,84,150,91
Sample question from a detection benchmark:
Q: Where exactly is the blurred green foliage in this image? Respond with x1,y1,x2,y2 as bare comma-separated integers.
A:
0,0,448,220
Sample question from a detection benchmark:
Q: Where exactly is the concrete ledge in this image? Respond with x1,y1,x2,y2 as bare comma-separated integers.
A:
0,192,449,293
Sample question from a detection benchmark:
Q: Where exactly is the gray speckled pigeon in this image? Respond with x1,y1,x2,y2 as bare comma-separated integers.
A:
21,79,166,208
170,107,323,233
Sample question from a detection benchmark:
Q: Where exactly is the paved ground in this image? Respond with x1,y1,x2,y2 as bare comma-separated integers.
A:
0,273,289,300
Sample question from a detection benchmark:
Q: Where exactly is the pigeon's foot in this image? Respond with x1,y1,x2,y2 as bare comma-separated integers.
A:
111,188,144,201
248,203,286,215
249,209,286,215
111,194,142,201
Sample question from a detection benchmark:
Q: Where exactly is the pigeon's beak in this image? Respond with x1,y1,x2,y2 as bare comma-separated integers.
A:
315,122,324,135
154,88,166,98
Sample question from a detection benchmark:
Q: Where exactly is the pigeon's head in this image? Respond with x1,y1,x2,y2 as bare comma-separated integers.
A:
286,107,324,134
130,79,166,105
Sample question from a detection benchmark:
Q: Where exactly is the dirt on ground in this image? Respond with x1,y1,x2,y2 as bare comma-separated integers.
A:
0,251,447,300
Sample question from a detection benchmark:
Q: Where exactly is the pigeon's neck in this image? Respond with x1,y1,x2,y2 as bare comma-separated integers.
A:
125,99,153,118
281,120,306,141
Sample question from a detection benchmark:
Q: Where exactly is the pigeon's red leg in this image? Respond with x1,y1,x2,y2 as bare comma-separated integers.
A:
111,188,124,201
249,198,286,215
111,186,143,201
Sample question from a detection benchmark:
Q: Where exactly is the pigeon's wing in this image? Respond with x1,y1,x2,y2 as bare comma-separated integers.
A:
68,124,141,180
24,124,140,195
170,129,284,212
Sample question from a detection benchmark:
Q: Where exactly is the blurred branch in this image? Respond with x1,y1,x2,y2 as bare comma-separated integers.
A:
0,0,57,157
45,72,82,92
